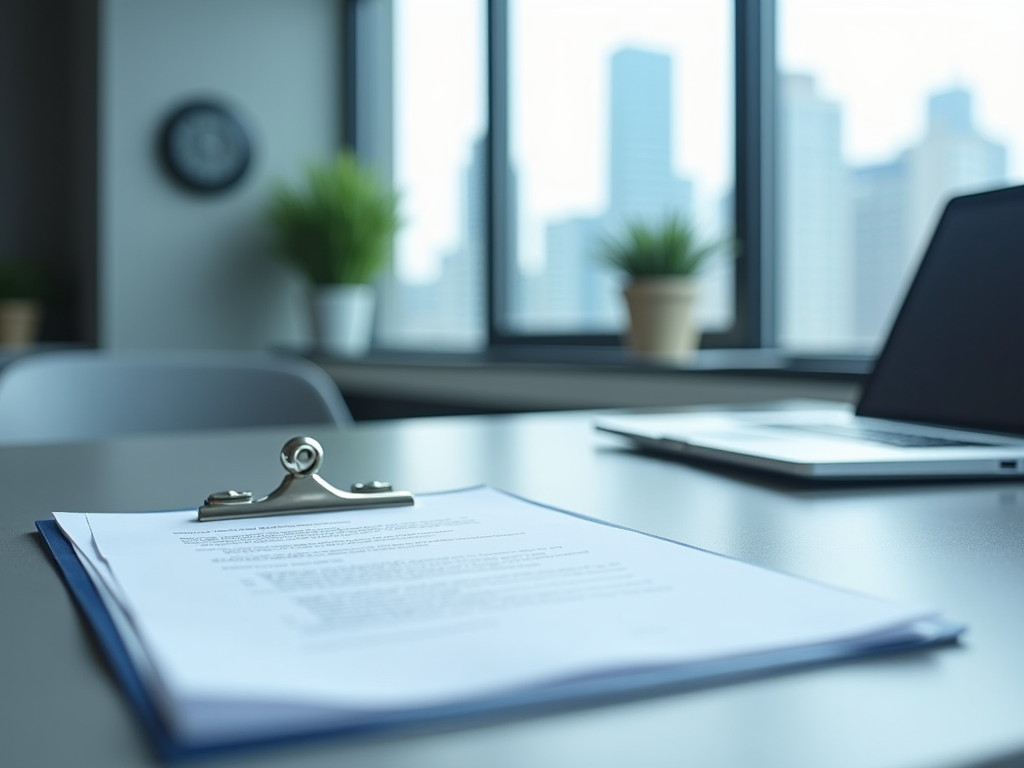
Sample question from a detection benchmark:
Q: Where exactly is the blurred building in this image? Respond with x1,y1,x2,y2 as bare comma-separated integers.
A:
778,74,852,349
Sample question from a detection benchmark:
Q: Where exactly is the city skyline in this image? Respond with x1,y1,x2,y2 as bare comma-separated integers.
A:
781,75,1007,350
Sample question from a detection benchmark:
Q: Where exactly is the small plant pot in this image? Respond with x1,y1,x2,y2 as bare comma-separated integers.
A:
0,299,43,347
310,284,375,357
622,277,700,364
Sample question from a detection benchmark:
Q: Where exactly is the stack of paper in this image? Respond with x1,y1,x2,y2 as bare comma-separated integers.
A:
39,487,961,760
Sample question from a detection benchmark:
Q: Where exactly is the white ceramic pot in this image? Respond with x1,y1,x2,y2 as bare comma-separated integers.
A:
622,277,700,364
0,299,43,348
310,284,375,357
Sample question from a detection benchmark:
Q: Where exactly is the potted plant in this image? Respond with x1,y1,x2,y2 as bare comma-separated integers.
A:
601,215,724,364
268,151,400,356
0,260,48,347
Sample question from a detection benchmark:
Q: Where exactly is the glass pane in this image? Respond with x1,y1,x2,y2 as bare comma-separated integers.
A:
376,0,487,351
505,0,735,337
778,0,1024,352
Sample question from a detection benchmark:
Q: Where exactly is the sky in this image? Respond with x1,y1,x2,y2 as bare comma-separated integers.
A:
780,0,1024,170
393,0,1023,283
394,0,485,283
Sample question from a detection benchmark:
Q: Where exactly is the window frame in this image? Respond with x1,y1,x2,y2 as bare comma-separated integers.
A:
344,0,779,354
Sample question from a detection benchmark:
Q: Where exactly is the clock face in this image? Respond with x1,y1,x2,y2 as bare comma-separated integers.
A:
160,101,252,193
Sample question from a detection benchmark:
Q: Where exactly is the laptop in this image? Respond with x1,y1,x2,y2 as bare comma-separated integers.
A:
596,184,1024,480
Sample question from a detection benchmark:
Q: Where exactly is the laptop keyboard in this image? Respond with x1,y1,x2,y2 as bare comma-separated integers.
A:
769,423,995,448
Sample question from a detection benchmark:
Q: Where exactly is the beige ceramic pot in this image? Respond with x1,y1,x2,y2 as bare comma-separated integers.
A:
622,277,700,364
0,299,43,347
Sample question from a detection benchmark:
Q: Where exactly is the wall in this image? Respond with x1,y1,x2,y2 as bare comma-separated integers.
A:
100,0,341,350
0,0,84,341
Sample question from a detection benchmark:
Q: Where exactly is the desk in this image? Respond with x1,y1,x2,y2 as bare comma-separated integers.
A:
3,411,1023,768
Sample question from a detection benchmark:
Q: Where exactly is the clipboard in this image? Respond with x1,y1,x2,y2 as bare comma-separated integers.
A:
197,436,415,521
36,438,966,762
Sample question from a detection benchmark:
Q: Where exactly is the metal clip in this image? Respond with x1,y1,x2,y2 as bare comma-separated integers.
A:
198,436,414,522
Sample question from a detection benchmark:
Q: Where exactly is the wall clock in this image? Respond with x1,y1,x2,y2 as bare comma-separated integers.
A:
159,100,252,193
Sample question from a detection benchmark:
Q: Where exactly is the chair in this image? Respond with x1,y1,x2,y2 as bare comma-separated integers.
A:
0,350,351,445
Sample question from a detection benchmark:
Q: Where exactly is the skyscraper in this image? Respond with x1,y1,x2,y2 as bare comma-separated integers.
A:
851,160,908,346
903,87,1007,262
779,73,852,349
540,216,621,330
850,87,1007,350
390,139,488,348
608,48,688,224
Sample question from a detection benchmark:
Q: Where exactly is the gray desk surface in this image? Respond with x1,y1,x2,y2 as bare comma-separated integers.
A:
3,411,1023,768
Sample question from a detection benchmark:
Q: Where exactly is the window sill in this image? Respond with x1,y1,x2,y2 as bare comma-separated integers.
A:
310,347,870,420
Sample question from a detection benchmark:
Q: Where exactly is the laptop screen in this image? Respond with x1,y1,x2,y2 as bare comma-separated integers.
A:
856,184,1024,436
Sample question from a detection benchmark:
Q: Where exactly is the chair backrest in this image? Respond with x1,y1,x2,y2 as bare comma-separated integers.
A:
0,350,351,445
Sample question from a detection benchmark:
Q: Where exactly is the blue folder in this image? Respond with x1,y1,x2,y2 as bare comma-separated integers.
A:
36,517,964,763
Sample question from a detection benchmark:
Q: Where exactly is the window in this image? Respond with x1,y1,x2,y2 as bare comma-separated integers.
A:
349,0,1023,358
368,0,487,351
504,0,733,339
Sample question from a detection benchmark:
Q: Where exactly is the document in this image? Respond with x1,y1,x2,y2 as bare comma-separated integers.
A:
49,487,957,752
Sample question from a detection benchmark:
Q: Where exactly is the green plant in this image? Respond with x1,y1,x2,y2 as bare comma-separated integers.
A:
267,152,400,285
600,214,724,278
0,260,49,300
